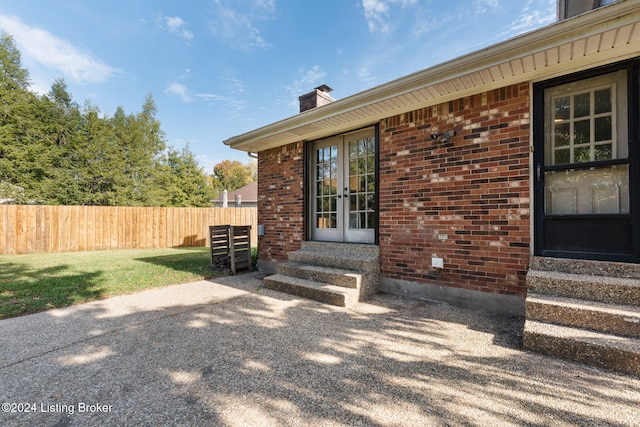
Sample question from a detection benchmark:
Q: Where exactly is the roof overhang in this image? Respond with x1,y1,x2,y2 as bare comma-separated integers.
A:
224,1,640,153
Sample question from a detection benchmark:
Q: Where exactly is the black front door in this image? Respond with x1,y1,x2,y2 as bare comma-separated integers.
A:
534,59,640,263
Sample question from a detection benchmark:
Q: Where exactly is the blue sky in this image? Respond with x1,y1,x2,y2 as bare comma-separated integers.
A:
0,0,556,172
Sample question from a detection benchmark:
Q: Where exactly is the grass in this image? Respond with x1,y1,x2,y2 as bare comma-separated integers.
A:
0,247,224,319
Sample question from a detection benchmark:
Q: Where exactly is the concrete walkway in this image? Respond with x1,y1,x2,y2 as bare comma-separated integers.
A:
1,273,639,426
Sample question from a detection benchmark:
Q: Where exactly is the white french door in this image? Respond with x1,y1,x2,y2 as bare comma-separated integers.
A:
311,128,376,243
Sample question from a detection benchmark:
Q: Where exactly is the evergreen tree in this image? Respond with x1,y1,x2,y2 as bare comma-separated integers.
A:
155,145,216,207
0,33,217,207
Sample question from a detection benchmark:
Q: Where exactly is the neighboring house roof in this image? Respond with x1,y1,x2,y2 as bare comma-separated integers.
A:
224,1,640,153
226,182,257,203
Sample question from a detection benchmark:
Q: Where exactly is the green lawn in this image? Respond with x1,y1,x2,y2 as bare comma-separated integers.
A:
0,247,222,319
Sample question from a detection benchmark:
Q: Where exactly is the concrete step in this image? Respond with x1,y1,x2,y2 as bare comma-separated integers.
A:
263,274,358,307
277,262,361,289
526,269,640,306
288,250,378,273
300,241,380,258
526,293,640,338
523,320,640,376
529,256,640,279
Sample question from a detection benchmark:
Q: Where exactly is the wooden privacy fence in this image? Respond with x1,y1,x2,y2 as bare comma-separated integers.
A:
0,205,257,255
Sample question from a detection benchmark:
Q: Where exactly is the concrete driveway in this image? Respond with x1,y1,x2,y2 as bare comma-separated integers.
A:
1,272,639,426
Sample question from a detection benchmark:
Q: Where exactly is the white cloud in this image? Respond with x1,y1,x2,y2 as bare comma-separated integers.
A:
162,16,194,40
474,0,499,13
286,65,327,107
220,76,245,94
207,0,274,49
0,14,120,85
165,81,192,103
361,0,417,33
499,0,555,38
195,92,246,117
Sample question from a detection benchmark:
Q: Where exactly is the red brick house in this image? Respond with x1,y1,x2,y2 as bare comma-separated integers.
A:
225,1,640,375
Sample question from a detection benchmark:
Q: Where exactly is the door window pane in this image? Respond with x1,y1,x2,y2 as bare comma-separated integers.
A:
347,135,376,230
545,71,626,166
314,145,338,229
595,116,612,142
545,165,629,214
554,123,570,146
574,120,590,145
594,88,611,114
574,92,590,118
554,96,570,120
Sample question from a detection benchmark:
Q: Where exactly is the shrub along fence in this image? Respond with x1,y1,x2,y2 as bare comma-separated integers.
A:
0,205,257,255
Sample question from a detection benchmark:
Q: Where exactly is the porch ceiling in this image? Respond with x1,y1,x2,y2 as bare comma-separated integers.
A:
224,1,640,153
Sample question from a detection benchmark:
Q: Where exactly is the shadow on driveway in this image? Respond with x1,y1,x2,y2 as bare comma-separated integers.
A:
1,272,639,426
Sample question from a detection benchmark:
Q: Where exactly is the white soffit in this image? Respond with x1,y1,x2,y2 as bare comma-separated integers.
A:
224,1,640,153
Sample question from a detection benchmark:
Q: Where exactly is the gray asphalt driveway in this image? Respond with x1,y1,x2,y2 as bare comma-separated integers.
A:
1,273,639,426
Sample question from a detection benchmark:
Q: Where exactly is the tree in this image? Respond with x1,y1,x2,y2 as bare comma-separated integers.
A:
0,32,30,90
211,160,255,196
0,32,218,207
155,145,216,207
0,33,53,203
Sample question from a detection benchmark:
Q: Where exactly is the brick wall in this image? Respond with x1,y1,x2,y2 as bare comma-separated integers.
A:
257,141,305,263
379,83,531,297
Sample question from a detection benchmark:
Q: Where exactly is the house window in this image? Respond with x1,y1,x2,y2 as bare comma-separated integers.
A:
543,70,629,215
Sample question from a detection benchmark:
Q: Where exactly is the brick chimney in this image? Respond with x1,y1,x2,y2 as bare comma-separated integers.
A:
299,84,335,113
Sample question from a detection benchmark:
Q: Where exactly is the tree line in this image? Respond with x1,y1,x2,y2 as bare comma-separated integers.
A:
0,32,254,207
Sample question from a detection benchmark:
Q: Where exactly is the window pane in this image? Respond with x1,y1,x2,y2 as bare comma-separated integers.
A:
367,175,376,192
350,195,357,211
594,144,612,161
367,212,376,229
595,88,611,114
366,137,375,154
367,194,375,210
574,93,590,118
574,120,590,144
595,116,612,142
349,213,358,229
555,149,570,164
554,96,570,120
545,165,629,214
330,145,338,161
349,176,358,192
349,141,358,158
554,123,570,147
366,156,375,174
358,194,366,210
575,146,591,163
358,140,366,156
357,158,366,174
